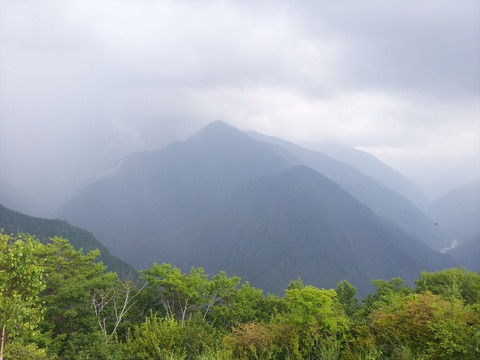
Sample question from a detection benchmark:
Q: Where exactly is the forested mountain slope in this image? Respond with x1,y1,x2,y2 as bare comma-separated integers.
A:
249,132,447,250
57,121,453,295
188,165,453,295
58,121,301,266
0,203,134,275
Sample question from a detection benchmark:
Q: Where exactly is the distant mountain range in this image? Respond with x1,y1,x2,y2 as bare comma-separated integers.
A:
249,132,447,251
448,233,480,271
424,178,480,271
252,135,429,207
310,143,430,207
57,121,455,295
425,178,480,245
0,203,134,275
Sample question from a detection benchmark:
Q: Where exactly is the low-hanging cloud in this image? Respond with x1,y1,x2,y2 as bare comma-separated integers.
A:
0,0,478,215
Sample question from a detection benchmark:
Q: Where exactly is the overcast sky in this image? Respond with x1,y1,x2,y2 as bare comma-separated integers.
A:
1,0,479,215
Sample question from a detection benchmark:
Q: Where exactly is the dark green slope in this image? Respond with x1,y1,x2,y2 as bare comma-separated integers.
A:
249,132,448,250
0,204,135,275
190,166,454,296
58,121,301,268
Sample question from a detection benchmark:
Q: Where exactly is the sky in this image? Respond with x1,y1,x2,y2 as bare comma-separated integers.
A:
0,0,479,216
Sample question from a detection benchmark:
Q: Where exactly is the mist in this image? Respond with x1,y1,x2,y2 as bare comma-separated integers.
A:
0,0,478,216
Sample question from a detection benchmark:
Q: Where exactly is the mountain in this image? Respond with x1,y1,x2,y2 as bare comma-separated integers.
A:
306,142,429,206
188,165,453,295
58,121,300,267
425,178,480,246
0,203,135,275
248,132,447,250
447,233,480,271
57,121,453,295
420,156,480,199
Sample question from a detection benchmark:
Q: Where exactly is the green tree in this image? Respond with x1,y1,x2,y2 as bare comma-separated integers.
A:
141,264,209,323
280,286,349,358
91,274,145,343
371,291,480,359
209,282,279,328
0,232,45,360
124,313,218,360
34,237,118,357
362,277,412,315
141,264,242,325
415,268,480,305
336,280,360,318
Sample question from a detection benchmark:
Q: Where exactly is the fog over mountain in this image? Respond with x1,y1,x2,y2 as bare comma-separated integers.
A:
57,122,455,295
1,1,478,217
426,179,480,248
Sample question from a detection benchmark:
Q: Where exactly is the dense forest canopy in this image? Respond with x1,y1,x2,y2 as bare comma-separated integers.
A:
1,231,479,359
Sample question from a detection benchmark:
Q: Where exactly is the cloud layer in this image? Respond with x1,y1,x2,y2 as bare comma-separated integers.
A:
1,0,479,214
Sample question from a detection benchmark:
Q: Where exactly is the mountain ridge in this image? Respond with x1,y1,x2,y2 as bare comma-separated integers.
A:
57,121,454,295
0,203,135,275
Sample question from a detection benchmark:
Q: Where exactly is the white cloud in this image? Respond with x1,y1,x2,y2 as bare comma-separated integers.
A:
0,0,478,214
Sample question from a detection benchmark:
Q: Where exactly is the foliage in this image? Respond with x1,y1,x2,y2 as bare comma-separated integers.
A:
362,277,412,315
336,280,361,318
415,267,480,305
34,237,119,357
371,291,480,359
1,230,479,359
280,286,349,357
124,313,218,360
0,231,45,359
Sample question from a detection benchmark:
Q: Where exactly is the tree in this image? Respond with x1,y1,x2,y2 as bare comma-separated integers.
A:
362,277,412,315
202,271,240,320
141,263,209,323
415,268,480,305
280,286,349,357
91,274,145,343
141,264,242,325
336,280,360,318
371,291,480,359
0,232,45,360
34,237,117,356
208,282,276,328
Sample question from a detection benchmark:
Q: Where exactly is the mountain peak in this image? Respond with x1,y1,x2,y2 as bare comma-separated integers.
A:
189,120,251,145
204,120,231,129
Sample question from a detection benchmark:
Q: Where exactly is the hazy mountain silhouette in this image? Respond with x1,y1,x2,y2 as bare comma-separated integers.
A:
425,178,480,246
58,121,300,266
249,132,447,250
188,165,453,295
307,142,429,206
448,233,480,271
57,121,454,294
0,203,134,275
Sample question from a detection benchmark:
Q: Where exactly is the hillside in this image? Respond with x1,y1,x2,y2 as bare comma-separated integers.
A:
58,121,300,266
309,142,429,206
425,178,480,245
249,132,447,250
57,121,454,295
448,233,480,271
0,203,135,275
188,165,453,295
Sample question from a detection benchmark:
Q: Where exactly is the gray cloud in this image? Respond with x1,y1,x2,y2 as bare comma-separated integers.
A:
0,0,478,215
